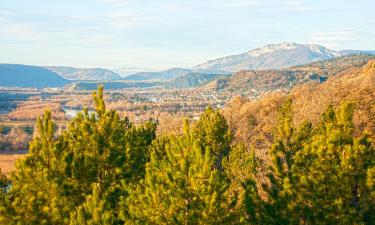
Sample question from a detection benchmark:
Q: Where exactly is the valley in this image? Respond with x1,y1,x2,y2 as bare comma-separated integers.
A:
1,0,375,222
1,54,374,158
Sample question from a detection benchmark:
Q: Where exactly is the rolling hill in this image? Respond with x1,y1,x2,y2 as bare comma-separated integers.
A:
204,55,375,95
165,73,231,88
123,68,192,81
0,64,70,88
44,66,122,81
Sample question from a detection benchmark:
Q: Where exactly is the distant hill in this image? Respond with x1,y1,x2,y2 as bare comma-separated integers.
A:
165,73,231,88
194,42,375,72
123,68,192,81
44,66,122,81
123,68,231,81
0,64,69,88
113,67,161,77
64,81,159,91
340,50,375,56
203,55,375,95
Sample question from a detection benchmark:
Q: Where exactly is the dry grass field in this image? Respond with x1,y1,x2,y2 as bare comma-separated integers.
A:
0,153,26,176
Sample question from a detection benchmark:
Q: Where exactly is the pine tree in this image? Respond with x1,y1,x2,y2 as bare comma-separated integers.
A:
222,143,260,223
2,86,157,224
69,185,115,225
4,110,67,225
0,169,11,224
125,118,237,224
193,106,232,170
256,99,312,224
56,86,156,222
292,102,375,224
0,168,8,198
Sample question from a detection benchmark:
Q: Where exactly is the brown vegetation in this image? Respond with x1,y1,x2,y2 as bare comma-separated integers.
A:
7,99,66,121
0,127,32,151
0,153,25,176
222,59,375,163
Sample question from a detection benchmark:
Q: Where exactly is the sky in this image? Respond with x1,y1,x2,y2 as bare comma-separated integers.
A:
0,0,374,69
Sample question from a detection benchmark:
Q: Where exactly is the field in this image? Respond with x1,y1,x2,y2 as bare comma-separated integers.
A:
0,153,26,176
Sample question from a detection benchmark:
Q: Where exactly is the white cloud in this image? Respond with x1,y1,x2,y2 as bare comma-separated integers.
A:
172,0,315,14
99,0,135,5
104,10,151,30
308,29,358,49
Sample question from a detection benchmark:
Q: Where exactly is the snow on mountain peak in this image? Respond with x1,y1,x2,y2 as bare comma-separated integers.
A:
193,42,366,72
247,42,298,57
306,44,341,57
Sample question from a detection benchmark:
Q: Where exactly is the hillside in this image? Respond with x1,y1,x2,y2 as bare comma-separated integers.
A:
194,42,375,72
205,55,374,96
165,72,231,88
123,68,191,81
44,66,122,81
222,58,375,161
113,67,160,77
0,64,69,88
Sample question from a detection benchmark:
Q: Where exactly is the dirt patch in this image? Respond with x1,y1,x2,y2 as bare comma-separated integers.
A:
0,153,26,176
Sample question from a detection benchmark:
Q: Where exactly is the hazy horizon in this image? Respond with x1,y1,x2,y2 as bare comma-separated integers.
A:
0,0,374,69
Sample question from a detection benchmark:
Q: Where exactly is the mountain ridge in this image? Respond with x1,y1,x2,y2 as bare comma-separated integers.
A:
194,42,375,72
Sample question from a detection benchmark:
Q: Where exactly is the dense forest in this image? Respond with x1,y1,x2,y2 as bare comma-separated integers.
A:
0,86,374,224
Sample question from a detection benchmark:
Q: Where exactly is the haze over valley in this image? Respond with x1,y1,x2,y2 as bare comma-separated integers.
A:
1,42,374,89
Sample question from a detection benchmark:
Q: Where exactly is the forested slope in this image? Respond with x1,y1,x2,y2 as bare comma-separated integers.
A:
222,59,375,161
0,84,374,224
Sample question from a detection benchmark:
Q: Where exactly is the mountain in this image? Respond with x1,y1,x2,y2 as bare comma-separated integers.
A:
165,73,231,88
44,66,122,81
0,64,69,88
203,55,375,95
194,42,375,72
123,68,192,81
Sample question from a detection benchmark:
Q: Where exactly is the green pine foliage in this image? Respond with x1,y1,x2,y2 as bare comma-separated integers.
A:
0,86,156,224
291,102,375,224
69,185,115,225
243,100,375,225
193,106,232,170
125,116,238,224
0,87,374,224
259,99,313,224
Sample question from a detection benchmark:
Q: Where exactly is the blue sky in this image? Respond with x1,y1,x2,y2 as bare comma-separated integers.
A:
0,0,374,69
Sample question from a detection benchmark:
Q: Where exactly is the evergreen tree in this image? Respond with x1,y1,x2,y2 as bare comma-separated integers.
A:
69,185,115,225
2,85,375,225
222,143,260,223
0,168,8,198
1,86,156,224
125,118,237,224
0,169,11,224
259,99,313,224
5,110,66,224
292,102,375,224
193,106,232,170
